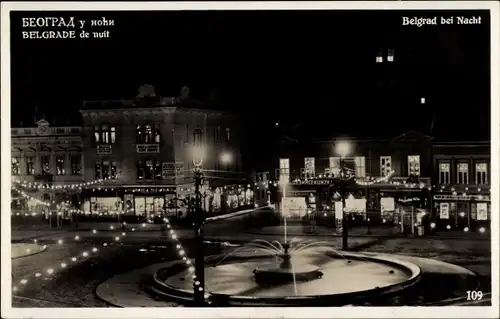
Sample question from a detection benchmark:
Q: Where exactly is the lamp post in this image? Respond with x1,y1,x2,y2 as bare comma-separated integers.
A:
335,141,351,251
192,127,205,306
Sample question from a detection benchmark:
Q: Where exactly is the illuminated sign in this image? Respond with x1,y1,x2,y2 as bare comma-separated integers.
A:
439,203,449,219
136,144,160,153
96,144,112,155
433,195,490,201
292,179,334,186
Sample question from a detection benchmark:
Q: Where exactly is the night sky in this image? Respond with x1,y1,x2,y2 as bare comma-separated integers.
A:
10,10,491,169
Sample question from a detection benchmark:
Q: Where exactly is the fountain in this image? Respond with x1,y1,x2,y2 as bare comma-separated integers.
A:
252,242,323,284
150,181,422,306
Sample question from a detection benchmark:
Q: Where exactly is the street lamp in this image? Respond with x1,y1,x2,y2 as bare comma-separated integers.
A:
220,152,232,170
335,140,352,251
192,127,205,306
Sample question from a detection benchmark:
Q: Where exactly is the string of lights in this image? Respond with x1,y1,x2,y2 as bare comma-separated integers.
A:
12,223,140,293
11,215,199,297
12,178,106,190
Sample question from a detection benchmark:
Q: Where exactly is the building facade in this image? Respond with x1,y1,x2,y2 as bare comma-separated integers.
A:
274,131,433,224
11,119,84,213
79,85,248,219
432,141,491,231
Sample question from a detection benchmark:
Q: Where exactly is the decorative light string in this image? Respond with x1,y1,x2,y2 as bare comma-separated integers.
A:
12,221,151,293
12,178,106,190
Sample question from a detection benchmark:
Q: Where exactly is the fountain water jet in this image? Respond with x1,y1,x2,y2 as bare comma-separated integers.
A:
253,241,323,285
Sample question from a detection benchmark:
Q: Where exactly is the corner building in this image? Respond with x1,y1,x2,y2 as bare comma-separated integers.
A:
80,86,243,219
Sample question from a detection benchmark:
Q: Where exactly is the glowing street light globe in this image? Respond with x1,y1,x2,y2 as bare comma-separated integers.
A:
220,152,232,164
335,141,352,158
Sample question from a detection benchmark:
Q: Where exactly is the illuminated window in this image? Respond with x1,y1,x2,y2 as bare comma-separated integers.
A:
70,155,81,176
25,156,35,175
457,163,469,184
279,158,290,181
408,155,420,176
56,156,65,175
111,161,117,179
387,49,395,62
304,157,315,177
95,124,116,144
380,156,392,176
111,127,116,143
102,160,110,179
136,124,160,144
438,162,450,184
41,156,50,175
136,160,144,180
154,160,162,179
328,157,341,176
475,163,488,184
145,159,154,180
12,157,20,176
354,156,366,177
95,162,102,179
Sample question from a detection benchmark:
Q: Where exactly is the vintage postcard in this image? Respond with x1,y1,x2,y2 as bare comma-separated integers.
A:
1,1,499,319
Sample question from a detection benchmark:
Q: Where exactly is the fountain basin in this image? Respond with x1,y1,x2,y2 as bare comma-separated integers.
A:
253,262,323,284
151,248,422,306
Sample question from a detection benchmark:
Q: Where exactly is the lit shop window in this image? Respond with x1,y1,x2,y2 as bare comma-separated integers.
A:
380,156,392,176
438,162,450,184
12,157,21,176
408,155,420,176
475,163,488,185
457,163,469,184
56,156,65,175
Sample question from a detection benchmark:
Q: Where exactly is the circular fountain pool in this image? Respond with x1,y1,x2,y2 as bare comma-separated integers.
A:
153,240,422,306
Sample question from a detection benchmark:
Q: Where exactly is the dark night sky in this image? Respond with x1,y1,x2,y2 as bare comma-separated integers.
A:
10,9,491,169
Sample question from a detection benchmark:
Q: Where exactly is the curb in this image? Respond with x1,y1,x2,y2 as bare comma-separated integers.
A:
151,252,422,307
11,244,48,260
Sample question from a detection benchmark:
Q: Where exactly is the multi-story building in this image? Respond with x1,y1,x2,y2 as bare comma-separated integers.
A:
274,130,433,223
79,85,248,219
432,140,491,231
11,118,84,212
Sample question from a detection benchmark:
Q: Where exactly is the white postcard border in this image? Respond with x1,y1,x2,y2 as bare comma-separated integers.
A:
1,1,499,319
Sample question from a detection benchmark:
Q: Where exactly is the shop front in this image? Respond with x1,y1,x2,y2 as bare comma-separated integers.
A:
433,194,491,231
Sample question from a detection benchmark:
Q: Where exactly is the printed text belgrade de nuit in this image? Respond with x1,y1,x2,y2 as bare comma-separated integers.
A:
21,17,114,39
